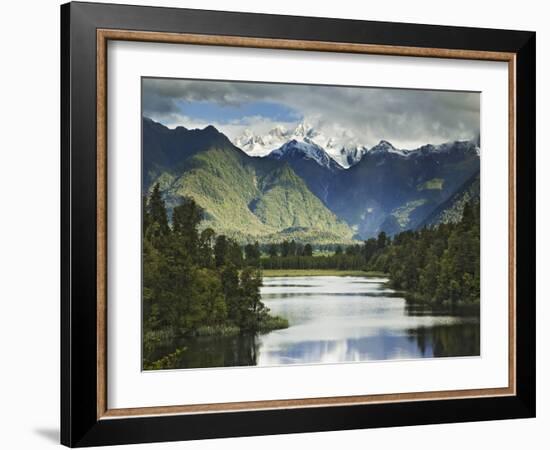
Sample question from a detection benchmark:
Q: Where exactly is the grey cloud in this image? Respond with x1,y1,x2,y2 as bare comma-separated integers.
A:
142,78,479,148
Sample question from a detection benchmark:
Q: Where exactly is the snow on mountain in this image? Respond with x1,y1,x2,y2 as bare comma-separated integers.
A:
233,122,331,157
368,140,411,157
233,125,295,157
363,139,480,161
233,121,365,167
232,121,480,169
406,140,480,159
232,129,279,156
267,138,342,171
335,146,368,167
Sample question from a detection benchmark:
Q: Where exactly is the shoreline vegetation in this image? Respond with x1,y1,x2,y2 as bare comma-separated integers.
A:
143,182,480,369
262,269,386,277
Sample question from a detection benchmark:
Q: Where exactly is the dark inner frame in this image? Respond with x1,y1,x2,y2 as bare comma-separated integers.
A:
61,2,535,447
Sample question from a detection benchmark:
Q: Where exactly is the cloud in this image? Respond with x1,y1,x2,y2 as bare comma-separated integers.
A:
142,78,479,149
147,111,291,142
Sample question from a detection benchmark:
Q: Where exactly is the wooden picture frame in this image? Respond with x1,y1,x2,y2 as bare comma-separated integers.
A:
61,1,535,447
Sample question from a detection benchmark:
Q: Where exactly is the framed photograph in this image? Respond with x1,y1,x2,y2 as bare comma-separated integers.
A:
61,2,536,447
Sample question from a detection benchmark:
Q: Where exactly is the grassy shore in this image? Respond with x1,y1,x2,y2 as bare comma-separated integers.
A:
188,315,289,337
262,269,387,277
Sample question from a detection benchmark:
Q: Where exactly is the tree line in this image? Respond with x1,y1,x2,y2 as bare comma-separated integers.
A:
369,201,480,309
142,184,288,369
259,234,388,271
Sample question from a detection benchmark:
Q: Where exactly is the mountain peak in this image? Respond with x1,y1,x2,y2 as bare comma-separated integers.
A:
373,140,396,150
233,122,320,157
143,116,175,132
293,121,314,137
203,124,220,133
368,140,405,156
268,139,342,171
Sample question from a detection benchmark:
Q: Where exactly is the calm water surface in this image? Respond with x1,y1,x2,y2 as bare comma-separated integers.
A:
166,276,479,369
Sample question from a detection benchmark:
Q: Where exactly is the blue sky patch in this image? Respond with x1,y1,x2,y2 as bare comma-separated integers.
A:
175,100,301,124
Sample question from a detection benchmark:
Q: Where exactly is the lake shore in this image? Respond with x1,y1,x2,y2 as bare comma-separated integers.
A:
262,269,387,277
192,315,289,336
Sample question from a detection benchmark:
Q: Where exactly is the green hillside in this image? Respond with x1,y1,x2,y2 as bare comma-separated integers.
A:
153,146,355,244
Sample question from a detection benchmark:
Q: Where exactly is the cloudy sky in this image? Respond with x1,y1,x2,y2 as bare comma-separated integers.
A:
142,77,480,150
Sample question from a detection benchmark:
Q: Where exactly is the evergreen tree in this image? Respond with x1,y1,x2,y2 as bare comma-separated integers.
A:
226,239,244,268
142,195,151,234
268,244,278,258
244,243,255,262
220,264,240,323
172,197,203,261
148,183,170,237
244,241,261,266
239,268,266,330
214,235,228,267
288,240,297,257
198,228,216,268
362,238,378,264
281,240,290,257
190,268,226,325
377,231,388,250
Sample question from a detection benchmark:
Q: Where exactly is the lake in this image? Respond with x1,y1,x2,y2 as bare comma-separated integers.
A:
161,275,479,369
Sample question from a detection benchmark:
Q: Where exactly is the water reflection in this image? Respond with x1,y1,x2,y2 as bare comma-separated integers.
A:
406,324,480,357
155,276,480,369
150,333,259,369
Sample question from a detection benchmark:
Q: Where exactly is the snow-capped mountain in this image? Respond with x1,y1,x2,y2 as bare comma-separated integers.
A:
331,139,442,167
363,139,480,160
410,140,481,158
233,121,480,170
233,126,291,156
365,140,412,158
267,138,343,172
233,122,320,157
233,121,362,167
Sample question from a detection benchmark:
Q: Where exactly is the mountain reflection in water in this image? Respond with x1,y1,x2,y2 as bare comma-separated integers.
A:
152,276,480,369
